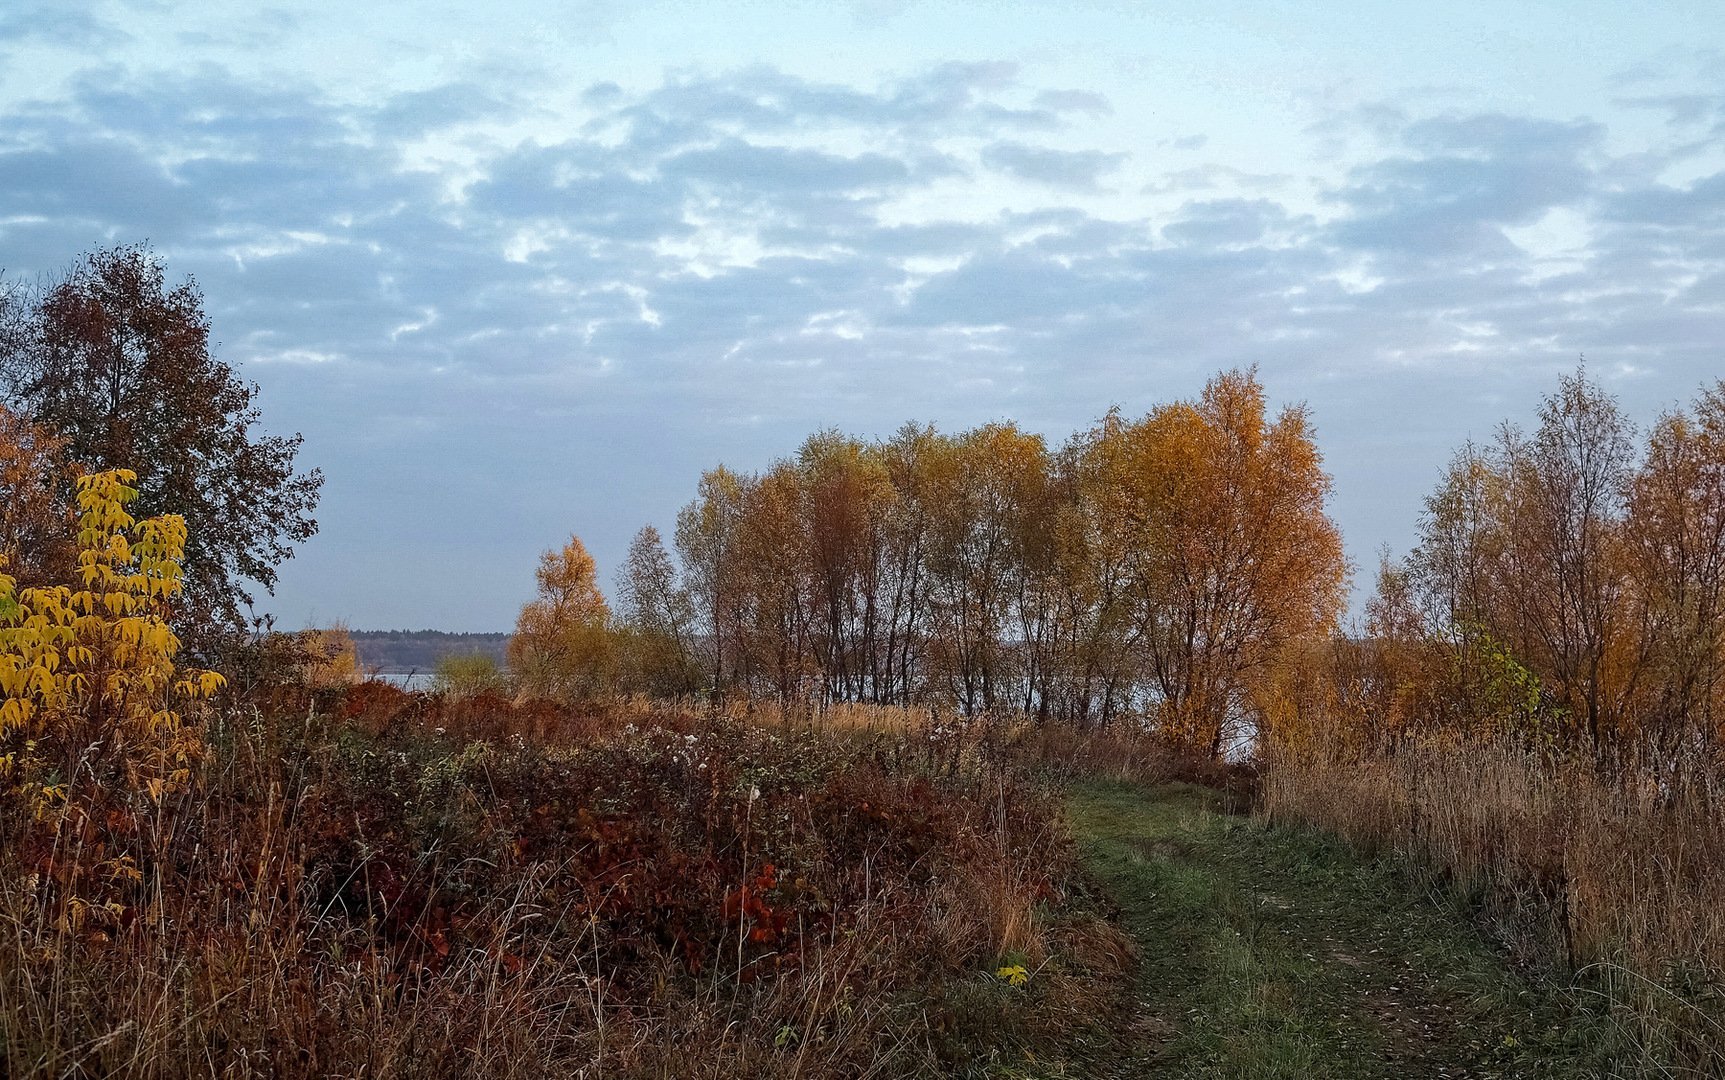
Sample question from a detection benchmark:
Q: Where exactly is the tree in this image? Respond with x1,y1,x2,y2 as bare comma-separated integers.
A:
1497,370,1636,744
797,431,895,704
296,622,361,690
872,423,943,706
1047,411,1141,727
1405,369,1638,746
1406,443,1532,735
923,423,1050,714
735,463,816,701
675,467,748,698
1123,370,1348,755
509,535,614,702
615,525,700,696
1624,385,1725,741
0,403,75,591
0,244,323,651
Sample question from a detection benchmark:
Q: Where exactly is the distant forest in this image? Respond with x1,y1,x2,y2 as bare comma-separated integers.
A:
349,630,511,672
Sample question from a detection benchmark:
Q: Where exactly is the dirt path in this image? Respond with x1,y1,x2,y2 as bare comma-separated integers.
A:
1060,780,1610,1079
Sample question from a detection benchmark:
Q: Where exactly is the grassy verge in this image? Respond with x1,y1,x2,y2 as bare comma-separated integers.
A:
1067,779,1619,1079
1260,739,1725,1074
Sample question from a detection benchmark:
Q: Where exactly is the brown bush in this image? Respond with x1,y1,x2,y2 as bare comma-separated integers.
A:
0,694,1128,1078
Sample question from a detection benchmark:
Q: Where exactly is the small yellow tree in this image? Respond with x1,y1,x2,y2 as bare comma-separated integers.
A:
509,535,614,702
0,469,221,925
298,622,361,689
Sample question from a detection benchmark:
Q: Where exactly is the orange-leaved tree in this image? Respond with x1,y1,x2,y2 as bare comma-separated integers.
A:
1622,383,1725,742
509,534,614,702
0,468,222,929
1122,370,1348,755
297,622,361,690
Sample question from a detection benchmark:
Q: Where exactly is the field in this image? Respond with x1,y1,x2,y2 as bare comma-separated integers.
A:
1260,737,1725,1075
8,679,1715,1078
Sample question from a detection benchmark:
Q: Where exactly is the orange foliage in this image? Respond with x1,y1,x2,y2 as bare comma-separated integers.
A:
1300,370,1725,754
0,403,75,590
551,367,1351,756
508,535,613,702
1121,370,1348,754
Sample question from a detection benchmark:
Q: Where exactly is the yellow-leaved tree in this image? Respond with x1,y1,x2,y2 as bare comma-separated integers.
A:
1121,370,1348,755
509,535,614,702
298,622,361,690
0,468,222,928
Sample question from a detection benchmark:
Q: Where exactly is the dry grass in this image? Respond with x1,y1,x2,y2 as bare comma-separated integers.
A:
1260,735,1725,1074
733,696,1248,793
0,689,1132,1078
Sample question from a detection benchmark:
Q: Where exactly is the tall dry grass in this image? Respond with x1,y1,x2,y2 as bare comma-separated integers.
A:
732,695,1241,794
1260,736,1725,1073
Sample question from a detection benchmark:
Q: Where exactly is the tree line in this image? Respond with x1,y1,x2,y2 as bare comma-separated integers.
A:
1287,369,1725,755
18,246,1715,762
512,370,1348,756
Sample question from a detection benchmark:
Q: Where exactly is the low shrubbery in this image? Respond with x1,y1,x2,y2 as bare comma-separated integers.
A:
0,687,1132,1078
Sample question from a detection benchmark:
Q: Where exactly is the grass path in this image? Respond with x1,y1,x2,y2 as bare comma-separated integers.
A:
1059,779,1612,1079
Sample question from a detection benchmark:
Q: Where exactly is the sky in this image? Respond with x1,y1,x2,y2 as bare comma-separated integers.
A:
3,1,1724,631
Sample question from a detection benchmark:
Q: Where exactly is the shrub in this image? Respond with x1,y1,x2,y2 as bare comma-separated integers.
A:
433,651,510,700
0,694,1129,1076
0,468,221,930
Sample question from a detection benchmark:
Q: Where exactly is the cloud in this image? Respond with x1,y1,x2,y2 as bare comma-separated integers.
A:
1616,93,1717,127
367,83,527,139
1162,198,1299,247
979,140,1126,189
0,0,127,48
0,139,191,234
1599,170,1725,228
1031,89,1112,117
661,140,918,196
606,62,1072,149
1143,163,1287,195
465,142,692,242
1324,113,1604,263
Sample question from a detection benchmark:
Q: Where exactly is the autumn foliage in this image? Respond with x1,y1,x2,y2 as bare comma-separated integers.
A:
508,534,615,702
1,681,1129,1076
547,369,1348,756
1265,369,1725,1073
1282,370,1725,754
0,468,221,930
1,243,323,651
0,403,75,592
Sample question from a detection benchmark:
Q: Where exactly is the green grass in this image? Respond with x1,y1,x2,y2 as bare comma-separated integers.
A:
1065,779,1618,1079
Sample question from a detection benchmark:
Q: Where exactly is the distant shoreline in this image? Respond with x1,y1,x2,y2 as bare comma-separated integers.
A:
347,630,511,673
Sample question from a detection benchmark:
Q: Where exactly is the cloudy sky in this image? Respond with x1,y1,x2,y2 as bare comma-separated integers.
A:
3,1,1724,631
